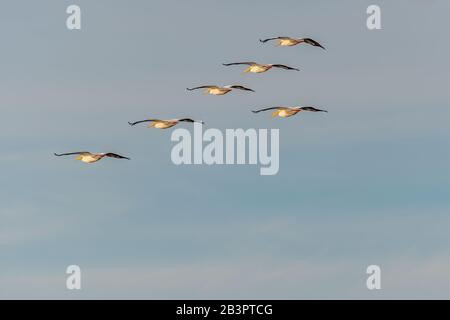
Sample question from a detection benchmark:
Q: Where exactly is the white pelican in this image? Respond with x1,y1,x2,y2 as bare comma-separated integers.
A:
186,85,254,95
128,118,204,129
222,62,299,73
54,152,130,163
252,106,327,118
260,37,325,50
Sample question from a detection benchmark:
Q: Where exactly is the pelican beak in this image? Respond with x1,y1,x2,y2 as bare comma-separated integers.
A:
75,155,83,161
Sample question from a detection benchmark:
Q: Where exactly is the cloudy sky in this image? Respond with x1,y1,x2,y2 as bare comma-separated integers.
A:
0,0,449,299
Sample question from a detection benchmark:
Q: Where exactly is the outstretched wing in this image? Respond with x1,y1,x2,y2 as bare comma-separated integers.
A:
186,85,217,91
104,153,130,160
300,106,328,112
302,38,326,50
128,119,161,126
177,118,204,124
223,62,256,66
252,107,283,113
230,85,254,92
271,64,300,71
54,152,89,157
259,37,290,43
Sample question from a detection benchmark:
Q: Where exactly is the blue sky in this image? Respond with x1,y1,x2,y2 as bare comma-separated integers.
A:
0,0,449,299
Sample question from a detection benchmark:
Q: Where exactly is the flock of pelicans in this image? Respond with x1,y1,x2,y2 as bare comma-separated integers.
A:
55,36,327,163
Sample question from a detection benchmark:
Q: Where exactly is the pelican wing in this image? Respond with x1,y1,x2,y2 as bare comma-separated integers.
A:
186,86,217,91
252,107,283,113
177,118,204,124
230,85,254,92
223,62,256,66
271,64,300,71
302,38,326,50
300,106,328,112
54,152,90,157
259,37,290,43
128,119,161,126
104,153,130,160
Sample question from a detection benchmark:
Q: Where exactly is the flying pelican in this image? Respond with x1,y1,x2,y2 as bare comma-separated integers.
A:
252,106,327,118
128,118,204,129
54,152,130,163
259,37,325,50
186,85,254,95
222,62,299,73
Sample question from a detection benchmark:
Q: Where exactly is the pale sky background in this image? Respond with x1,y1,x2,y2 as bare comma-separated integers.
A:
0,0,449,299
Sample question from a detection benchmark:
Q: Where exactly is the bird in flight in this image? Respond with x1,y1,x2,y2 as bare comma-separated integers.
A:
186,85,254,95
222,62,299,73
54,152,130,163
128,118,204,129
252,106,327,118
259,37,325,50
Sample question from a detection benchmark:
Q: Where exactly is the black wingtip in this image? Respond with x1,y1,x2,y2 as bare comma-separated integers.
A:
186,87,192,91
128,122,135,126
54,153,59,156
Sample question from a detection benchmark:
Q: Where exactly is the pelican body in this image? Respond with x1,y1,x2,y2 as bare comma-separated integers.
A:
128,118,204,129
252,106,327,118
186,85,254,96
223,62,299,74
247,64,272,73
54,152,130,163
260,37,326,49
209,87,231,95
